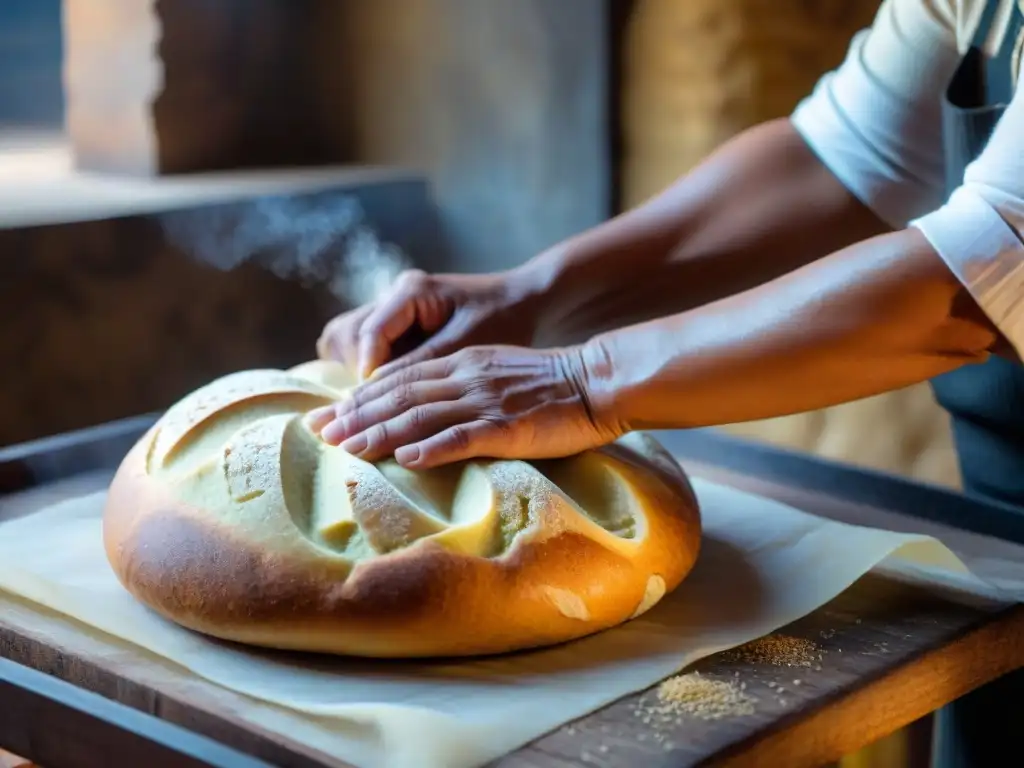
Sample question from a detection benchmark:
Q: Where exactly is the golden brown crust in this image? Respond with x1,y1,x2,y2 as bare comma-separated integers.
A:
102,364,701,658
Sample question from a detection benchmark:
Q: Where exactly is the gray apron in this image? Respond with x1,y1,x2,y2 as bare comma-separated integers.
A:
928,1,1024,764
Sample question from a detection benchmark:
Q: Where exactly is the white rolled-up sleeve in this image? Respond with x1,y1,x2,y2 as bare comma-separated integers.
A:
912,86,1024,352
791,0,1024,355
790,0,961,228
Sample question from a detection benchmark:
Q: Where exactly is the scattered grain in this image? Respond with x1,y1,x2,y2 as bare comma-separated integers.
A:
719,634,821,668
637,672,757,723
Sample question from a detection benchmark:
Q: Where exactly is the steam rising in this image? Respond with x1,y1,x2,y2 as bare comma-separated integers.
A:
160,195,411,306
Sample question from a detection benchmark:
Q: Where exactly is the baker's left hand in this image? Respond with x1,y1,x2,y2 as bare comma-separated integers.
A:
306,346,623,469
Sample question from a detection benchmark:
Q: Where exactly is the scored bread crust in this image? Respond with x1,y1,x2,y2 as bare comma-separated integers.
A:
102,360,702,658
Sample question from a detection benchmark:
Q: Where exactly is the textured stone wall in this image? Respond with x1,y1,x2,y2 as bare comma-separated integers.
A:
0,217,330,446
313,0,613,272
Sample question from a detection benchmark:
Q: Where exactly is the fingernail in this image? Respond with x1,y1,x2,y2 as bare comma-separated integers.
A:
341,434,368,455
305,406,336,432
321,420,349,445
395,445,420,465
308,405,333,418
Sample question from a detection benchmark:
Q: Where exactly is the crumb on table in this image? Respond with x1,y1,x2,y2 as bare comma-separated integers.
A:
718,633,823,667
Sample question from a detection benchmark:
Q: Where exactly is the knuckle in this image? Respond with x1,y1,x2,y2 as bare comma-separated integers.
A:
395,366,423,387
465,382,491,401
453,346,489,372
442,353,462,377
347,389,377,415
339,411,362,434
320,316,341,340
460,377,493,402
485,415,512,435
468,371,502,397
325,309,356,331
446,425,472,450
318,318,345,355
329,307,365,335
396,268,428,292
405,405,429,430
358,317,385,340
388,384,415,411
367,422,390,449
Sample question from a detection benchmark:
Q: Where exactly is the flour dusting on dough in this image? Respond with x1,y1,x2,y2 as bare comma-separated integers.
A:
631,575,666,619
543,586,591,621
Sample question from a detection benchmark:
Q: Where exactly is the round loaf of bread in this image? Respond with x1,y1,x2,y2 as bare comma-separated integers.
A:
102,360,702,658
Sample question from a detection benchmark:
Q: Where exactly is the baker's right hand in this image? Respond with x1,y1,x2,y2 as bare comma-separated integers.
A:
317,268,542,381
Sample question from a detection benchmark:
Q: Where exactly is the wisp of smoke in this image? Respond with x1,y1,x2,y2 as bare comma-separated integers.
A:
159,194,411,307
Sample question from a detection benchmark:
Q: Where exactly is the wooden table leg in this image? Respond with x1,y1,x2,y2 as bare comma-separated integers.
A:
905,715,934,768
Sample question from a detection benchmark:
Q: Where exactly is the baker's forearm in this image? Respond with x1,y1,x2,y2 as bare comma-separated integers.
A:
580,228,1000,431
520,118,890,345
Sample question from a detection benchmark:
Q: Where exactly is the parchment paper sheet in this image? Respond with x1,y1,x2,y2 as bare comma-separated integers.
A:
0,479,1020,768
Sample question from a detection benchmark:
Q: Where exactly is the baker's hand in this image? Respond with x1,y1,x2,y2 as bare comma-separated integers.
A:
317,268,541,381
306,346,623,468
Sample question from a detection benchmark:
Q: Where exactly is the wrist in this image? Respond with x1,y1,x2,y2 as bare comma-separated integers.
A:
505,244,564,304
565,337,630,438
498,246,572,343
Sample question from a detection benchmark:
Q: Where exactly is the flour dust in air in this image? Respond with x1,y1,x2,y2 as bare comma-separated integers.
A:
158,195,411,307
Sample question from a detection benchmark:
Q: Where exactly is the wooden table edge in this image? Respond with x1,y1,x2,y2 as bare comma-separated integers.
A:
0,654,273,768
0,594,355,768
703,603,1024,767
6,596,1023,768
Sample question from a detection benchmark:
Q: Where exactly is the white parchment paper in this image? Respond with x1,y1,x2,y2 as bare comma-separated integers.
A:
0,478,1019,768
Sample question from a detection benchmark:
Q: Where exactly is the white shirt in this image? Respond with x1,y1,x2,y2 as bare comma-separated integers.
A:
791,0,1024,353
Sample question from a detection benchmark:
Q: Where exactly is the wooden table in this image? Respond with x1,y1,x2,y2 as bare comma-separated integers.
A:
2,421,1024,768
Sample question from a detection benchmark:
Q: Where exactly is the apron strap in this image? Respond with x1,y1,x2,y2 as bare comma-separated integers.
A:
970,0,1004,50
943,1,1021,190
987,2,1023,103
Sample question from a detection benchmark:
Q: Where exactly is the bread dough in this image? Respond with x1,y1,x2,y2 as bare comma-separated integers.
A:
102,360,702,658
